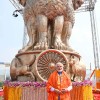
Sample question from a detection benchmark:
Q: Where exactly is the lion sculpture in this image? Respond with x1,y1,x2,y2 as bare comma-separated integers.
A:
18,0,84,52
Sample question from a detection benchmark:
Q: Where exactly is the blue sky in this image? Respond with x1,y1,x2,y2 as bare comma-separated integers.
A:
0,0,24,62
0,0,100,69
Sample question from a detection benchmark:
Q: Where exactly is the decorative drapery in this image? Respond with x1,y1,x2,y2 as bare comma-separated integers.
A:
3,81,93,100
71,81,93,100
95,69,100,89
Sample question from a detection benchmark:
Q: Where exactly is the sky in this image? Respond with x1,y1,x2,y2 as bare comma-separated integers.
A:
0,0,100,69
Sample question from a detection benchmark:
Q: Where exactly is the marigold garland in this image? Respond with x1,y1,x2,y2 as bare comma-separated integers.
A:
8,87,15,100
3,80,93,100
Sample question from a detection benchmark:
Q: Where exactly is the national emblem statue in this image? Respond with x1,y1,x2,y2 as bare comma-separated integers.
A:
10,0,86,82
18,0,84,52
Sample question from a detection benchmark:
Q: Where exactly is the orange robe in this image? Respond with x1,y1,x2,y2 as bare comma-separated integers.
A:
46,71,71,100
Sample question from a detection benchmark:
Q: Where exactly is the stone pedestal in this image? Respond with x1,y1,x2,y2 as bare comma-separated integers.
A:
10,49,81,82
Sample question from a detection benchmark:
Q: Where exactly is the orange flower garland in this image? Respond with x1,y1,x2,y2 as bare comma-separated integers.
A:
72,80,93,100
3,81,93,100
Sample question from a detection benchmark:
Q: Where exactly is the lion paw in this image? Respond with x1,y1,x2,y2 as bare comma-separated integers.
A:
34,42,48,50
54,38,67,50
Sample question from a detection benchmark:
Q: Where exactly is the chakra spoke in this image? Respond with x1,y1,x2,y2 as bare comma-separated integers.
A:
37,50,68,81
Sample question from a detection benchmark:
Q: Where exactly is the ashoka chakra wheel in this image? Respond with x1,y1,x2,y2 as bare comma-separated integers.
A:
36,49,68,81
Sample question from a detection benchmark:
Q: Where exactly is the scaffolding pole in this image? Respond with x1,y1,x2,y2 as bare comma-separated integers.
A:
90,10,100,68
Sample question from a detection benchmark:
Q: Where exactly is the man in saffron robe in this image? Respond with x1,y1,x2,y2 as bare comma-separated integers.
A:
47,62,72,100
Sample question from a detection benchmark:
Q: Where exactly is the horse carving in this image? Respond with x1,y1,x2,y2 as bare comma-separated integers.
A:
68,56,86,81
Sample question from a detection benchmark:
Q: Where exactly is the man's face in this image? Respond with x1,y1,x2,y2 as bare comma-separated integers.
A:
56,64,63,72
